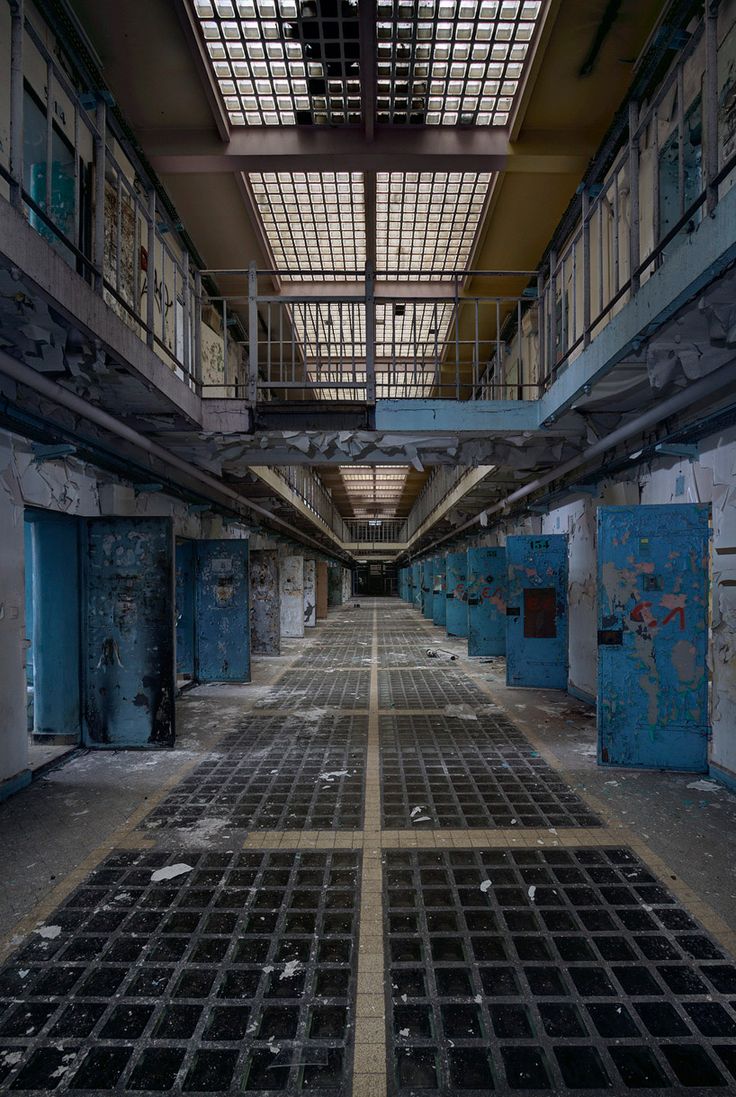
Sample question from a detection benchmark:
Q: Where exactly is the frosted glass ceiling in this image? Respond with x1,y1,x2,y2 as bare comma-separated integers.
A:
190,0,542,127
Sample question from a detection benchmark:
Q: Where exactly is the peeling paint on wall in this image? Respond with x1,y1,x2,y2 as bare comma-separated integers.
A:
250,550,280,654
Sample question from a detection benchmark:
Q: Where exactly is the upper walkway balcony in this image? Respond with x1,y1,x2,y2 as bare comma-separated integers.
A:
1,0,735,444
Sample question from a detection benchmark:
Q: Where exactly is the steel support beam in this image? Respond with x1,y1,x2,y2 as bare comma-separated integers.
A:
146,128,595,176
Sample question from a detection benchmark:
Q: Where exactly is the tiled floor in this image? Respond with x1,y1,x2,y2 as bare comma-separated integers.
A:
0,598,735,1095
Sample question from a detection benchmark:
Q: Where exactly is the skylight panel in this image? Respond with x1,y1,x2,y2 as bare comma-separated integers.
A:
376,0,543,125
376,172,490,276
249,172,366,277
191,0,361,125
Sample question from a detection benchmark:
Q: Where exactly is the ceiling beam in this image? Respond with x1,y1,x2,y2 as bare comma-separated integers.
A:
146,127,596,176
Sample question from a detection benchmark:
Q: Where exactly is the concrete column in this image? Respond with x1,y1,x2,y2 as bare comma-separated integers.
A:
280,554,305,637
0,484,30,797
303,558,316,628
342,567,352,603
316,561,329,619
250,549,280,654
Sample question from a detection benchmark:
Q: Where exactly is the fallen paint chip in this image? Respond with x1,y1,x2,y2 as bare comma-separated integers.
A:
413,816,432,823
35,925,61,939
319,770,351,781
280,959,302,981
399,1028,410,1037
151,863,193,882
528,886,537,903
686,779,720,792
410,806,425,818
480,880,492,893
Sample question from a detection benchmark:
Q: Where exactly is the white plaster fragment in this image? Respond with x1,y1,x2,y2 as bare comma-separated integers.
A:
35,925,61,939
280,959,302,981
686,779,720,792
479,880,492,893
150,863,193,882
527,886,537,903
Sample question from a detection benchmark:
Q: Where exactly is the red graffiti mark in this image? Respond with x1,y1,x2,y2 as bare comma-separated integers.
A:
661,606,685,630
454,582,466,598
630,601,654,623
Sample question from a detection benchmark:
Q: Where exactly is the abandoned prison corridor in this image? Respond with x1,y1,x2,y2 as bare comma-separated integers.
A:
1,601,736,1096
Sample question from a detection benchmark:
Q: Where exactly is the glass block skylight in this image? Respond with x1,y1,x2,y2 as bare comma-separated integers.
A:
249,172,365,275
191,0,361,125
190,1,543,128
376,172,491,276
338,465,412,515
376,0,543,125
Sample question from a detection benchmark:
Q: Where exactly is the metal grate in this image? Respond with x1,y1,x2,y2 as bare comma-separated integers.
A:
381,714,601,828
376,0,544,126
379,669,488,708
191,0,362,126
142,719,366,832
384,847,736,1095
0,849,360,1095
255,670,370,709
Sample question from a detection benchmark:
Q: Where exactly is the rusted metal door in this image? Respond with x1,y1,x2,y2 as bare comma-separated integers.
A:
445,551,468,638
432,556,447,626
83,517,175,747
175,540,195,679
506,535,568,688
598,504,710,771
250,549,280,655
316,561,329,619
467,547,506,656
195,540,250,682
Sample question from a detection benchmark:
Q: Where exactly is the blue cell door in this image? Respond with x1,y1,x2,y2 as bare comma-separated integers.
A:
412,563,421,609
506,535,568,688
467,547,507,656
432,557,446,626
597,504,710,771
83,517,175,748
195,540,250,683
422,559,434,619
445,551,468,638
175,540,195,680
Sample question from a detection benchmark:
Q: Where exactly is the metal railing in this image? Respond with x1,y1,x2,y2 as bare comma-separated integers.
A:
1,0,199,386
271,467,351,543
2,2,733,409
344,518,407,543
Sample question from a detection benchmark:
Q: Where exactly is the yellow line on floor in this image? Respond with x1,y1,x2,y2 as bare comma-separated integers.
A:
352,605,388,1097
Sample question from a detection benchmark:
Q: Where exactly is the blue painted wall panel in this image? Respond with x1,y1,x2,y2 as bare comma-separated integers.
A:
597,504,710,772
195,540,250,683
506,534,568,689
175,540,195,679
445,551,468,638
467,547,507,656
432,557,447,626
84,517,175,747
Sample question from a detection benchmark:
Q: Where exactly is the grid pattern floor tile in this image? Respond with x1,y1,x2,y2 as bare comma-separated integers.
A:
255,671,370,709
143,719,366,832
384,847,736,1095
381,714,600,829
379,670,488,709
0,850,360,1095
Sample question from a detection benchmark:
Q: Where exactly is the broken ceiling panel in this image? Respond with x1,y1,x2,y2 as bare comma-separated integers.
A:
191,0,361,125
376,0,544,126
